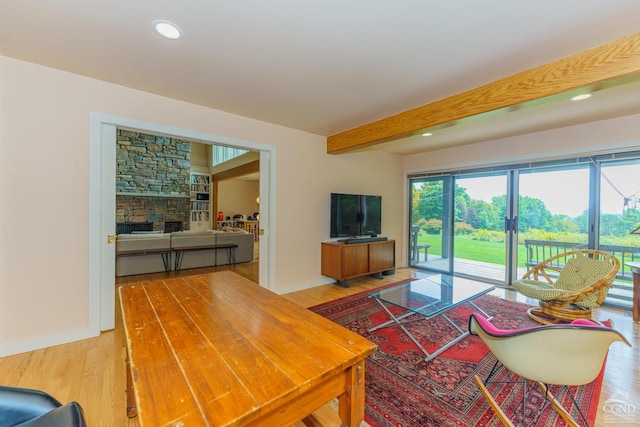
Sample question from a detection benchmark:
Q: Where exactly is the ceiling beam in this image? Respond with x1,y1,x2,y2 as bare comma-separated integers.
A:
212,160,259,181
327,32,640,154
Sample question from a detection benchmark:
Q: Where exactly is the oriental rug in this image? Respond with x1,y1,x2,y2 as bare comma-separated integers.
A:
310,279,605,427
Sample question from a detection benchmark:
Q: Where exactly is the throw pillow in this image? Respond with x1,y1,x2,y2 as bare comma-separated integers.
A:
554,254,612,308
554,256,585,291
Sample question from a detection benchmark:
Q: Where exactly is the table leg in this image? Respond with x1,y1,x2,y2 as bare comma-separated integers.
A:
174,251,184,272
161,252,171,273
369,298,432,358
368,297,438,332
125,356,137,418
633,271,639,323
368,298,493,361
301,414,323,427
338,361,366,427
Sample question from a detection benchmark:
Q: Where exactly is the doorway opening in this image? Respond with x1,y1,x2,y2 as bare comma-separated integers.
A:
89,113,275,333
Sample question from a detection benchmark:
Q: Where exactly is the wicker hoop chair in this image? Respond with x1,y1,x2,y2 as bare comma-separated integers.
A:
512,250,620,325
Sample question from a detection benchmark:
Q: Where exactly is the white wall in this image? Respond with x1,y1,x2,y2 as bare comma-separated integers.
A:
190,142,210,169
403,114,640,172
0,56,404,355
219,180,260,220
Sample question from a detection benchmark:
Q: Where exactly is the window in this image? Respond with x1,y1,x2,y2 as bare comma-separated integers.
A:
213,146,248,166
408,150,640,310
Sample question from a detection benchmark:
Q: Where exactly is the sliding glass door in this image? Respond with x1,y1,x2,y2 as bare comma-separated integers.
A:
517,165,590,278
408,150,640,309
598,159,640,304
409,173,511,281
410,176,453,273
452,174,509,282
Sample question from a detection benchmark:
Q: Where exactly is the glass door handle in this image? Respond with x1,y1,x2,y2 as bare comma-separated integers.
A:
504,217,518,233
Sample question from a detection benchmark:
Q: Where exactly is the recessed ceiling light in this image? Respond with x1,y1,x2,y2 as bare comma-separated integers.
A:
571,93,592,101
152,20,183,40
422,132,433,137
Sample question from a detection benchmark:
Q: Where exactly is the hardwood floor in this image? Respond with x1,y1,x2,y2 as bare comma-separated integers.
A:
0,264,637,426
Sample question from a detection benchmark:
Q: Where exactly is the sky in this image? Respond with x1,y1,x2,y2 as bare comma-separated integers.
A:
457,163,640,217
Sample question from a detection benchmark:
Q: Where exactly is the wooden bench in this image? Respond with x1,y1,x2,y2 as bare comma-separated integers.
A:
172,243,238,271
116,248,172,273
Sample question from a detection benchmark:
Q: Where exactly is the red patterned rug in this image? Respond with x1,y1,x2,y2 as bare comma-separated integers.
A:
309,279,605,426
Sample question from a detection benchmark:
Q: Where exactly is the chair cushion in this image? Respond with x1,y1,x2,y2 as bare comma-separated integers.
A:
512,279,570,301
513,254,612,308
554,255,612,308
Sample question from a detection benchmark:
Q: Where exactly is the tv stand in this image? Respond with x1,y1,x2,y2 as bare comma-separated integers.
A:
340,236,388,244
321,239,395,287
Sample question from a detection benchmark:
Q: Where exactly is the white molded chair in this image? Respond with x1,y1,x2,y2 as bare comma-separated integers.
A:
468,313,631,427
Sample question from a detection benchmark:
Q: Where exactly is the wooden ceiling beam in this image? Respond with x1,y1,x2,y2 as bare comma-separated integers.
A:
212,160,259,181
327,32,640,154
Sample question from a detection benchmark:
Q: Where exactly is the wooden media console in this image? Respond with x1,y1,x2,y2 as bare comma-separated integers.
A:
321,239,395,287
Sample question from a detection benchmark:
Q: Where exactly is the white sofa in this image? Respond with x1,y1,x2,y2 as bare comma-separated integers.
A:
115,229,254,277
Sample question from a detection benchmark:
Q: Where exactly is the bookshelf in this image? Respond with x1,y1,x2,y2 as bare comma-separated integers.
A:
190,172,210,231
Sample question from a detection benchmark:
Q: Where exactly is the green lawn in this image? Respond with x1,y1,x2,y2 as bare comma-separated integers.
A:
421,235,528,267
418,234,634,286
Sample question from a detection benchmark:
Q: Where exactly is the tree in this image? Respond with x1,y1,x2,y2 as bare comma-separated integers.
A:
518,196,553,231
551,214,580,233
412,181,443,222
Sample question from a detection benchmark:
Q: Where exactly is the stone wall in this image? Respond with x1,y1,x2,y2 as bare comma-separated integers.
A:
116,130,191,195
115,195,190,231
116,130,192,229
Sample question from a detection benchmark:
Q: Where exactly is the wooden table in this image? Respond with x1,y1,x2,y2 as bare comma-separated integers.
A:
119,271,376,426
626,261,640,322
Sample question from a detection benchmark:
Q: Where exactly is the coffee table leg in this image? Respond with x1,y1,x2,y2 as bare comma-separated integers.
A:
370,298,432,358
368,298,493,361
368,296,435,332
425,301,492,360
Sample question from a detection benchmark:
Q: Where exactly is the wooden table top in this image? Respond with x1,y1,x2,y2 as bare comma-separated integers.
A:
627,261,640,272
119,271,376,426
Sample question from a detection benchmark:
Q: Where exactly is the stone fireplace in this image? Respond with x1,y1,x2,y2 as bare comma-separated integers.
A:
116,195,189,233
116,130,193,233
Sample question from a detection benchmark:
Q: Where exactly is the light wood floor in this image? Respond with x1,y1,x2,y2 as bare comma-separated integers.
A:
0,263,637,426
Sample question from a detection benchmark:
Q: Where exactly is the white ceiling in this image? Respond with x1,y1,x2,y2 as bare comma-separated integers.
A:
2,1,640,154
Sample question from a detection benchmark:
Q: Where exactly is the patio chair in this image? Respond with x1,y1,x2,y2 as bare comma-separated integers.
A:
512,250,619,324
410,226,431,262
468,313,631,427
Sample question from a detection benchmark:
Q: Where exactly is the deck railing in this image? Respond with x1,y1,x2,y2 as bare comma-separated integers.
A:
523,239,640,281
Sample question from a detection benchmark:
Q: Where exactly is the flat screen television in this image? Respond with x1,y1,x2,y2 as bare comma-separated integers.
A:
330,193,382,238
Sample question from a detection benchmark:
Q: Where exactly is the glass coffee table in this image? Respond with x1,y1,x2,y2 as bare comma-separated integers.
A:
368,274,495,361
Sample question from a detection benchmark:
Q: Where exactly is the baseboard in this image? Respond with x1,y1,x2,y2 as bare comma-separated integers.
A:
0,326,98,358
